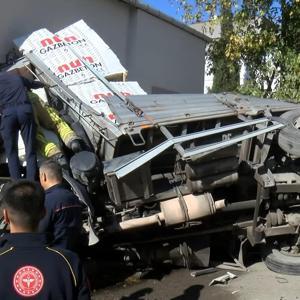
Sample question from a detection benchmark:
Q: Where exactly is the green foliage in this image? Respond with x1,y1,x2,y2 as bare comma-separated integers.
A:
209,42,240,92
210,4,240,92
273,50,300,101
238,80,265,98
172,0,300,101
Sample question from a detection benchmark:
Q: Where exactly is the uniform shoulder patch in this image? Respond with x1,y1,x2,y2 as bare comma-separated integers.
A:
13,265,44,297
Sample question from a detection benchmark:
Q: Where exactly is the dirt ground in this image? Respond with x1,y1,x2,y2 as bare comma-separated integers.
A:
91,262,300,300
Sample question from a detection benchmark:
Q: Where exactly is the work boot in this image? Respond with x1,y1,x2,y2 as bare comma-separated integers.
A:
70,139,82,153
51,153,69,171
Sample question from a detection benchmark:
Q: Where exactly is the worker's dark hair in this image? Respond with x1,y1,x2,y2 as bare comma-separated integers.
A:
39,160,63,182
0,180,45,230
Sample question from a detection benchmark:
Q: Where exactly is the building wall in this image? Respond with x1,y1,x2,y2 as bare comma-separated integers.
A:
0,0,206,93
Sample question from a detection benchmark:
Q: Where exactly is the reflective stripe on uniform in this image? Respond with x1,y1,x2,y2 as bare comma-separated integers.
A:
36,131,61,158
46,247,77,287
0,247,14,256
46,107,78,147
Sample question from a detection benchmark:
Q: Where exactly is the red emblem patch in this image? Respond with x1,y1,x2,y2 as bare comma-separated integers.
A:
13,266,44,297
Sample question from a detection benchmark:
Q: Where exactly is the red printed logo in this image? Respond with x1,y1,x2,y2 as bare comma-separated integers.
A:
13,266,44,297
108,113,116,120
40,35,78,47
58,56,95,73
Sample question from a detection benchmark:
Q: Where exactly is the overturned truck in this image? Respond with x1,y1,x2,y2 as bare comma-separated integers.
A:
5,20,300,275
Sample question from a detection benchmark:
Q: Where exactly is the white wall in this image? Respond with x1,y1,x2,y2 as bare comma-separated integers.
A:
0,0,206,93
204,58,213,93
129,9,206,93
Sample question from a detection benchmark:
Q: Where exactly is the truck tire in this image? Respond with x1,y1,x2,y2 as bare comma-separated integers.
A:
278,109,300,157
265,248,300,275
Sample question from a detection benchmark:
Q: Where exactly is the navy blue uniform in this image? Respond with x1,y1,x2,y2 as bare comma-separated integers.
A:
0,72,44,180
0,233,90,299
39,184,84,251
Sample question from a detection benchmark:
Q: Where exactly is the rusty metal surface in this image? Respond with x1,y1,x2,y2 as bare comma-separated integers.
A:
216,93,298,114
109,93,298,131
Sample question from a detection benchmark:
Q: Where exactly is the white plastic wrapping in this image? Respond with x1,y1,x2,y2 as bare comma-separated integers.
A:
17,20,146,121
18,20,127,83
69,81,146,121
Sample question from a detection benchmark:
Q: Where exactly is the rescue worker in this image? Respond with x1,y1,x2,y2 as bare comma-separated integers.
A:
0,180,90,299
28,91,82,167
39,160,85,252
0,72,44,180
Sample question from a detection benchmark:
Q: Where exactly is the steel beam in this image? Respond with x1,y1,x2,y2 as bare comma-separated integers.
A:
114,118,283,179
182,122,284,159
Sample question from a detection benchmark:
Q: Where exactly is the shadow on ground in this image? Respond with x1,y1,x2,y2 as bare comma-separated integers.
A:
119,287,153,300
169,285,204,300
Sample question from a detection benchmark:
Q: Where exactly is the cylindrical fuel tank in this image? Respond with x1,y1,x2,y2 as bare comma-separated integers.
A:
187,171,238,193
185,157,239,180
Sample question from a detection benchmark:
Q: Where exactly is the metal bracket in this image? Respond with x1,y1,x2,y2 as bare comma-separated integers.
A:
114,118,282,179
254,167,275,188
160,126,185,156
182,121,284,160
249,167,275,245
127,130,146,147
176,187,190,228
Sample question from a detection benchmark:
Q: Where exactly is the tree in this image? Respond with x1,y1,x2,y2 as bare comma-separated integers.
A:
210,4,240,92
172,0,300,101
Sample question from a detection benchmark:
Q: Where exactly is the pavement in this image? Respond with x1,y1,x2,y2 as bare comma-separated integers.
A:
91,262,300,300
224,262,300,300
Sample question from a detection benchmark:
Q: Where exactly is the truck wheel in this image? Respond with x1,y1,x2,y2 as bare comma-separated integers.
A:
278,109,300,157
264,248,300,275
